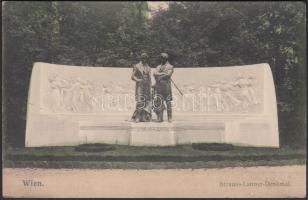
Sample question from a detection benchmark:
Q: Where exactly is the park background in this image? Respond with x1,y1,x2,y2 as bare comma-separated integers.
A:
2,1,306,151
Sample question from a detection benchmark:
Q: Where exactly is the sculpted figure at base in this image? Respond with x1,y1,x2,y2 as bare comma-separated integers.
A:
153,53,174,122
131,53,152,122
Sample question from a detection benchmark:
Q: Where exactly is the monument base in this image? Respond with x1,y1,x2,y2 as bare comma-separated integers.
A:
25,63,279,148
78,119,226,147
77,113,278,147
79,121,177,146
129,122,176,146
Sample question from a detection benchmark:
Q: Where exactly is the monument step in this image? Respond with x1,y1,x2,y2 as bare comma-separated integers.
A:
79,121,226,129
79,121,225,146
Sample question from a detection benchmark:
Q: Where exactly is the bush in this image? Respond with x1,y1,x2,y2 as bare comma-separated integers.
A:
74,143,116,152
192,143,234,151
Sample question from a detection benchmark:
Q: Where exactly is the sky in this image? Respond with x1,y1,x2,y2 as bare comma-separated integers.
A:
147,1,169,18
147,1,169,10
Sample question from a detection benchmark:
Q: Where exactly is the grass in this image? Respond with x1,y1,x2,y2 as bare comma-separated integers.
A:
3,144,306,169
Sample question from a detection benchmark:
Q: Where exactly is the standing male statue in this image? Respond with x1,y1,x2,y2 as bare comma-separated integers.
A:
153,53,174,122
131,52,152,122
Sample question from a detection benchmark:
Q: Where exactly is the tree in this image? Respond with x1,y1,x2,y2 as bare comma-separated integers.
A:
3,1,306,148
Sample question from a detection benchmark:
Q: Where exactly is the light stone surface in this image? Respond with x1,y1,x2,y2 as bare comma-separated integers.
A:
25,62,279,147
130,122,176,146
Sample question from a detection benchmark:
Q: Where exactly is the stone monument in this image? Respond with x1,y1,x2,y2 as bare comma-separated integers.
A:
25,62,279,147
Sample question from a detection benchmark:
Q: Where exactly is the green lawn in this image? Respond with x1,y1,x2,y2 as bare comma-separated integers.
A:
3,144,306,169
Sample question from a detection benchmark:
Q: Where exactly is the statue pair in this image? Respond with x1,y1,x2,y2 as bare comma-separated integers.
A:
131,53,174,123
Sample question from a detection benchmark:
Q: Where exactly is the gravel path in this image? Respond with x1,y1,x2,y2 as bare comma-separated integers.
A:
3,165,306,198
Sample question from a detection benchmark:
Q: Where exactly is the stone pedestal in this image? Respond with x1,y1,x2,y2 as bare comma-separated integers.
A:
78,121,176,146
79,121,130,145
129,122,176,146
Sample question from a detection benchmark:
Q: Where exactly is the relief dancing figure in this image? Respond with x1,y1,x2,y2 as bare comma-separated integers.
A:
234,74,258,108
48,75,68,111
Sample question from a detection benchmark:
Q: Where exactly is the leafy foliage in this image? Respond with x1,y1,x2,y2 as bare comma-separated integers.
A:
3,2,306,148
